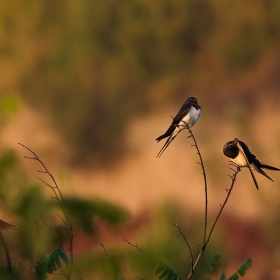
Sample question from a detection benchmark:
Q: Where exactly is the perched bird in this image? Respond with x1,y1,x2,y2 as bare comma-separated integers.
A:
223,138,280,190
156,97,201,157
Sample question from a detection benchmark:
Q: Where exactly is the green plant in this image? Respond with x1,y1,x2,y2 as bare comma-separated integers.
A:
155,263,182,280
35,247,69,280
218,258,252,280
14,144,130,279
19,143,73,279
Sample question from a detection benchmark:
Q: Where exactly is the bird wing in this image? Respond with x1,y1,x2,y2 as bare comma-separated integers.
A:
156,134,175,157
259,161,280,171
156,101,191,142
251,160,274,181
238,139,275,181
235,139,259,190
237,140,256,163
173,101,192,125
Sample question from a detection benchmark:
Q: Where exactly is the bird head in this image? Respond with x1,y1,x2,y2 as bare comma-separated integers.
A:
187,97,198,105
223,140,239,158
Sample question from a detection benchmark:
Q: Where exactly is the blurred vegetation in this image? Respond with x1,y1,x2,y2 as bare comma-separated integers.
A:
0,143,226,279
0,93,275,279
1,0,280,165
0,3,280,276
0,145,131,278
67,199,225,280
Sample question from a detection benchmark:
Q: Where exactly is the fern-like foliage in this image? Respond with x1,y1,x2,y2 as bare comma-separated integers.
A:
155,263,182,280
218,258,252,280
208,252,221,273
237,258,252,276
35,247,69,279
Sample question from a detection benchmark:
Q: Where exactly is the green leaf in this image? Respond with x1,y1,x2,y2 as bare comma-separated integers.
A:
52,254,61,268
155,263,182,280
218,271,226,280
159,268,169,279
218,258,252,280
155,263,167,275
237,258,252,276
227,273,238,280
208,251,221,272
35,258,48,280
57,247,69,265
35,248,69,279
168,269,178,280
46,255,55,273
210,252,221,263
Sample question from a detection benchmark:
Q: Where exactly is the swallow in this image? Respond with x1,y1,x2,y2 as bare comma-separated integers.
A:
156,97,201,157
223,138,280,190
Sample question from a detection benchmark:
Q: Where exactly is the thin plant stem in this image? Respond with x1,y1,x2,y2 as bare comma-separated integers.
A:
166,124,239,279
94,234,120,279
18,143,73,280
121,232,143,252
186,167,239,279
185,125,208,245
160,219,194,269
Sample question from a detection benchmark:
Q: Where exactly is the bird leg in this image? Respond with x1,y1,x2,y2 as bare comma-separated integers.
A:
229,161,241,171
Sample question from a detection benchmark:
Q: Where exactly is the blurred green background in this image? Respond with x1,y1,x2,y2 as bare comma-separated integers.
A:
1,0,280,166
1,0,280,279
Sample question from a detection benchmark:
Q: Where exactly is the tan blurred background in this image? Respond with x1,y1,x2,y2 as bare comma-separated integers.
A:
1,0,280,279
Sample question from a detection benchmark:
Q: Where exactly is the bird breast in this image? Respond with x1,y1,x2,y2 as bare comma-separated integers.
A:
232,150,248,167
185,106,201,128
176,106,201,132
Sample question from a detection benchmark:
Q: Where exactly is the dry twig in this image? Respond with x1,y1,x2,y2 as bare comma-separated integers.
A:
18,143,73,279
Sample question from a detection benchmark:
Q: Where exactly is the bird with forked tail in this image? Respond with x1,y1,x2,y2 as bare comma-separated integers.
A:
156,97,201,157
223,138,280,190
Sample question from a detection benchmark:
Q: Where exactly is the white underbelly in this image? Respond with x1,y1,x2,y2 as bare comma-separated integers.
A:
179,107,201,129
232,150,248,167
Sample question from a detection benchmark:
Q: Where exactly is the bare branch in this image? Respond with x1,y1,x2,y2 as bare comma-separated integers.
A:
18,143,74,279
36,176,54,189
185,166,240,280
160,219,194,270
95,234,110,257
57,214,68,228
183,124,208,246
121,232,143,252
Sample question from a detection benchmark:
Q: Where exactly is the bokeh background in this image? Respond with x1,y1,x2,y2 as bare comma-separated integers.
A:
1,0,280,279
